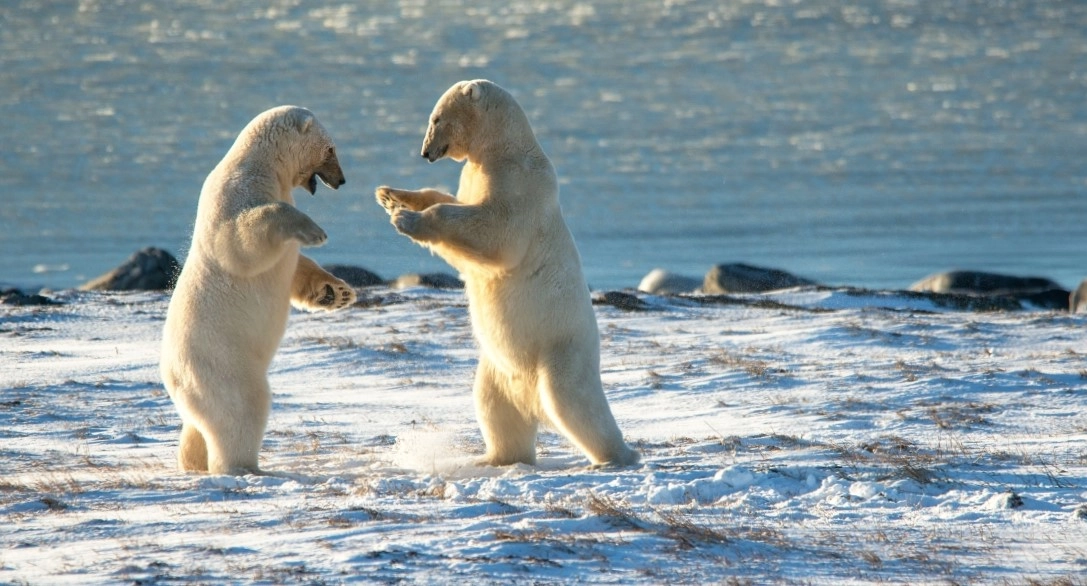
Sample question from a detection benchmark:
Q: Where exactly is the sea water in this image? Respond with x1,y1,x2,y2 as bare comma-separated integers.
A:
2,0,1085,292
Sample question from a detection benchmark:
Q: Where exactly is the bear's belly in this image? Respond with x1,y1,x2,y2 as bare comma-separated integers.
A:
164,253,296,374
465,275,596,374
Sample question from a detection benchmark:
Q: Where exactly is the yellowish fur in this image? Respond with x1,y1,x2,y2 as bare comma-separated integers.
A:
161,106,355,475
377,80,639,467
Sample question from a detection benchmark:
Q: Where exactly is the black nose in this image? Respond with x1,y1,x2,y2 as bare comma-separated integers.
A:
421,150,430,159
337,177,346,186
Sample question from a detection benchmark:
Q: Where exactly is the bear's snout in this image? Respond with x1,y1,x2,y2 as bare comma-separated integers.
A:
422,144,448,163
324,173,346,188
311,152,346,193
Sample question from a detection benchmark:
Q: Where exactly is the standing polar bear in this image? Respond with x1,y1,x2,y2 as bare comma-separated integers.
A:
162,106,356,475
376,80,639,467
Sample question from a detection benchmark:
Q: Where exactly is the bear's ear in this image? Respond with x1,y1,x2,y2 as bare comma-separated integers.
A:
294,111,314,134
461,80,484,101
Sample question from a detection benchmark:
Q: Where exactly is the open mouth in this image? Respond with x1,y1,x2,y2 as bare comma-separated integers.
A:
316,171,341,190
305,171,344,195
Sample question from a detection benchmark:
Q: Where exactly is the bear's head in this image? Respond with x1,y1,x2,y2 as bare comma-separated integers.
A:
243,106,346,195
421,79,530,164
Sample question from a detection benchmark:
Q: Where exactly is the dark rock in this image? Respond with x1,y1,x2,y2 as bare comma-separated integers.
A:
703,263,816,294
901,290,1025,312
353,291,406,308
996,490,1024,510
910,270,1069,311
80,247,180,291
324,264,383,288
1021,288,1074,311
0,288,60,306
596,291,650,311
909,270,1063,296
637,269,701,295
1072,279,1087,313
392,272,464,290
692,291,835,313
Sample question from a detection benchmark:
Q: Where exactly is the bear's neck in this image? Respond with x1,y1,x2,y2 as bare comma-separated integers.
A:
471,120,543,165
221,146,296,202
472,102,535,153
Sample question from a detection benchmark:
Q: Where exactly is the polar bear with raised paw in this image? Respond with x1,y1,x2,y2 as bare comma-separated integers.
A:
162,106,355,475
376,80,639,467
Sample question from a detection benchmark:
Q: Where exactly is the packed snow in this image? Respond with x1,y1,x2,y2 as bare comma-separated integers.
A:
2,286,1086,584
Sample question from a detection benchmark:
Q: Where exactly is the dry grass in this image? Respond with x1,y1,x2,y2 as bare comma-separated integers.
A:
655,509,731,549
38,496,67,511
894,359,919,382
544,497,579,519
299,336,409,355
925,401,997,429
858,549,882,567
831,437,946,484
586,492,644,531
1023,578,1087,586
583,492,780,551
709,349,786,379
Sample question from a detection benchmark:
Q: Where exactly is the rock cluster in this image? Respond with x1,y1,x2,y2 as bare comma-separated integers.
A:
55,247,1087,313
79,247,180,292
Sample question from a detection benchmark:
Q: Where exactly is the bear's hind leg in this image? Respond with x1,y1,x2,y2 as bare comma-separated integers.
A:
204,420,264,476
200,377,271,476
178,423,208,472
474,358,537,466
537,351,640,467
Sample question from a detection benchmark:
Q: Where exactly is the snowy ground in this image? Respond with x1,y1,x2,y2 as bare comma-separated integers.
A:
2,287,1086,585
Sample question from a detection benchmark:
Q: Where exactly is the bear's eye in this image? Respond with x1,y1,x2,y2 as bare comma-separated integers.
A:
431,116,440,125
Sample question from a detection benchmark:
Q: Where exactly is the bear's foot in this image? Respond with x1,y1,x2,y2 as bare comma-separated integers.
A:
587,460,639,471
476,453,537,468
375,186,406,216
320,282,354,308
315,280,356,310
294,278,356,311
587,446,641,469
210,465,262,477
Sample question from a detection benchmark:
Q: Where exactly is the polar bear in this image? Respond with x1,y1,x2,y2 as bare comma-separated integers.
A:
375,80,639,467
161,106,356,475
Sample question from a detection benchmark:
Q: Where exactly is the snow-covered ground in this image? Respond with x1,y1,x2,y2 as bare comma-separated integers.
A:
2,287,1086,584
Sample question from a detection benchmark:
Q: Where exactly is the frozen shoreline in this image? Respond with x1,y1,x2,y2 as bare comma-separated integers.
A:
2,288,1086,584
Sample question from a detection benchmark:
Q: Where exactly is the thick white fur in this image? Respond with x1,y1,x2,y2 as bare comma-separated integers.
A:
376,80,639,467
161,106,355,475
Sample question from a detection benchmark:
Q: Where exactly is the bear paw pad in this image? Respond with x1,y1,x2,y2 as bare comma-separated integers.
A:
314,281,356,310
375,187,404,216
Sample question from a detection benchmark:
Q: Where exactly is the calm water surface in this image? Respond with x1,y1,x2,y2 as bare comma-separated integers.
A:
2,0,1085,292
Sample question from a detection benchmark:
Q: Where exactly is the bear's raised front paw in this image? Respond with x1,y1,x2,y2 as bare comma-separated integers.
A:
314,280,356,310
375,186,404,216
295,223,328,247
391,209,423,238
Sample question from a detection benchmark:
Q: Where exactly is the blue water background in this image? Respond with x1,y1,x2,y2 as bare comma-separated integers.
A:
2,0,1085,292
